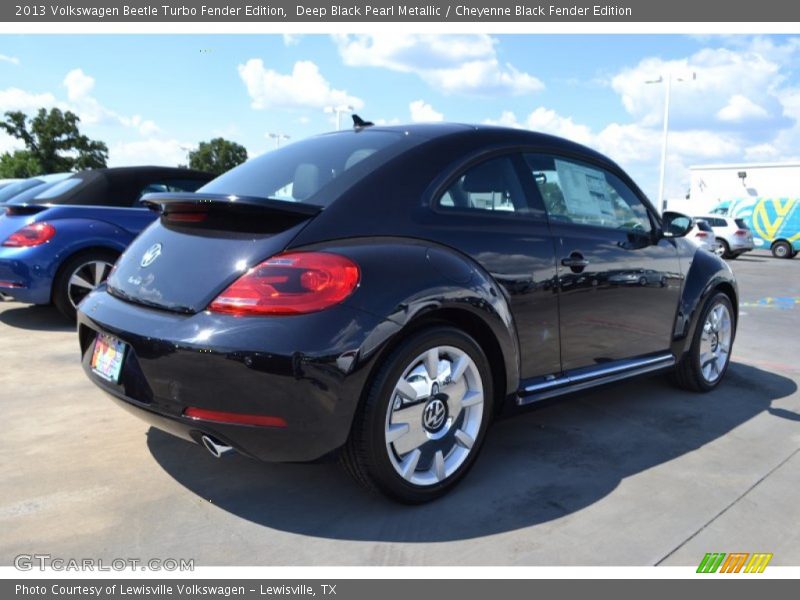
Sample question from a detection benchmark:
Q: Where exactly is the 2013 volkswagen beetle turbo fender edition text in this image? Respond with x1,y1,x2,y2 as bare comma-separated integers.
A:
78,123,737,503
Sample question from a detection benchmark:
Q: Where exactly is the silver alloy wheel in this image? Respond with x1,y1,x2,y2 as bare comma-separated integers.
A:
699,302,732,383
774,244,789,258
67,260,113,308
384,345,484,487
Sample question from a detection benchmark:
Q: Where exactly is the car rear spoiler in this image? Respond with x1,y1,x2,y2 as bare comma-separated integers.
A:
141,192,323,217
140,192,323,232
3,204,49,217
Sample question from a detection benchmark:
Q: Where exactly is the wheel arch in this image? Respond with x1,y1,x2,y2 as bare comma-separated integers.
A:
670,249,738,360
50,244,122,302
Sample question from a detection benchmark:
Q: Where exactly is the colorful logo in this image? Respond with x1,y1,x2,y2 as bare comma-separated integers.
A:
697,552,773,573
752,198,799,243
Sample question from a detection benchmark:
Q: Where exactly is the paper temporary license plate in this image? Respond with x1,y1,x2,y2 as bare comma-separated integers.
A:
90,334,127,383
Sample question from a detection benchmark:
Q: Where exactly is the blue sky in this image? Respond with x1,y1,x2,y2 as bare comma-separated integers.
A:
2,34,800,199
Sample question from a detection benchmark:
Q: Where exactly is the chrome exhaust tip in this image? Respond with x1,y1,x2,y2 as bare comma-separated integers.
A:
200,434,234,459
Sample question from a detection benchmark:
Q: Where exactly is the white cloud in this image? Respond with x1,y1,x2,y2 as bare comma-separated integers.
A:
334,34,543,96
108,138,189,167
716,94,769,122
282,34,301,46
63,68,95,101
527,107,594,146
409,100,443,122
238,59,363,110
53,69,161,137
610,45,786,128
0,54,20,66
0,88,57,112
744,143,780,161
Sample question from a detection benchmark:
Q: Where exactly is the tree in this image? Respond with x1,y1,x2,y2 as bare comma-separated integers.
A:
0,150,40,178
187,137,248,176
0,108,108,177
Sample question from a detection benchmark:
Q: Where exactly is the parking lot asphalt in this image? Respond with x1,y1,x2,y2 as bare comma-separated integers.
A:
1,251,798,567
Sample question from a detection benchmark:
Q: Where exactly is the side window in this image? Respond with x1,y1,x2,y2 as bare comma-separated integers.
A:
437,156,530,215
525,154,652,233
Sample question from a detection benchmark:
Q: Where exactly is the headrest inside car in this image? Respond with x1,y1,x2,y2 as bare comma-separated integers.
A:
292,164,320,201
462,162,504,194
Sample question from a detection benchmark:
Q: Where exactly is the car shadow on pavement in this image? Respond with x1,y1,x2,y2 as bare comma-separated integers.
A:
731,256,769,263
146,361,796,543
0,304,73,332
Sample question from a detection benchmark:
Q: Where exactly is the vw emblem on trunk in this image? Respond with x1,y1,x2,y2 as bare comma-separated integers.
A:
422,398,447,432
140,243,162,268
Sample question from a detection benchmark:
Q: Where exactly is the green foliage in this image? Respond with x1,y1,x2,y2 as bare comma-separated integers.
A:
0,150,41,178
0,108,108,177
187,137,248,176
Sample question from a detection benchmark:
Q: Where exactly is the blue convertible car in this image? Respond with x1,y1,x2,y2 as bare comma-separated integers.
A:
0,166,213,319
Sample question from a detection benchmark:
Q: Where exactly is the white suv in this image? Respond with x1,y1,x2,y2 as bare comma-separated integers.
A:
694,215,754,259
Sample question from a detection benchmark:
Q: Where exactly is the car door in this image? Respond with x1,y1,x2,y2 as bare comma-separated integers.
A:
427,154,561,379
524,153,682,371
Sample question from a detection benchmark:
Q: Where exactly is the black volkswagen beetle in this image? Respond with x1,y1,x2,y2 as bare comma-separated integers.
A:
78,123,737,503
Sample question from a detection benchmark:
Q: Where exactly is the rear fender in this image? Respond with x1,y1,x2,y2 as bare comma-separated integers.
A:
294,238,521,397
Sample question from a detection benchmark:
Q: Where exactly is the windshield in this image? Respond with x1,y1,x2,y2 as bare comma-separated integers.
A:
734,218,749,229
0,178,44,203
198,130,415,207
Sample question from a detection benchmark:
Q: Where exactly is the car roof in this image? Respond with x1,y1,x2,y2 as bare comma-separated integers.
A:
322,123,612,165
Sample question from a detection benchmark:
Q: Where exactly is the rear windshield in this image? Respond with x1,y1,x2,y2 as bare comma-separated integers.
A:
697,220,713,232
198,130,414,207
0,178,44,203
734,218,749,229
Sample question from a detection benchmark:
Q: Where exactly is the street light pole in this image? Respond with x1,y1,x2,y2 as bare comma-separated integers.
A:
267,132,289,149
645,72,695,211
324,104,355,131
657,74,671,212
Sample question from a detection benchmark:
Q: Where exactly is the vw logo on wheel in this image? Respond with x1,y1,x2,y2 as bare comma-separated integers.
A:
422,398,447,432
140,243,162,268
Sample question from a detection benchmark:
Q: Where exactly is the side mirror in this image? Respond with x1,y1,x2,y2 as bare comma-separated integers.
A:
661,211,693,238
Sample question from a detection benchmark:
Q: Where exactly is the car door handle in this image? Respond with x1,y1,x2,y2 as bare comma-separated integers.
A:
561,253,589,269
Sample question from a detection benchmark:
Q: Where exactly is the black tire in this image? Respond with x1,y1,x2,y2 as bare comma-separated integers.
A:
718,239,732,259
53,249,118,321
672,291,735,392
771,240,792,259
341,326,494,503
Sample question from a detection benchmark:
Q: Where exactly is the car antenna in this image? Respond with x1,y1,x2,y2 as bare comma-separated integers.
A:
352,114,374,129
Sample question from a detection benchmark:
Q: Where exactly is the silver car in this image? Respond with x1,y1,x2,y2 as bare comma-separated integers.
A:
694,214,754,259
687,219,724,255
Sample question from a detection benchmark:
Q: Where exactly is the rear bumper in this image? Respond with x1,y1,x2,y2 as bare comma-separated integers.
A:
77,289,399,462
726,238,754,253
0,249,53,304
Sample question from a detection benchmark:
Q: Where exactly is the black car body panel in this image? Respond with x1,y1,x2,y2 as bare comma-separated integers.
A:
77,124,738,467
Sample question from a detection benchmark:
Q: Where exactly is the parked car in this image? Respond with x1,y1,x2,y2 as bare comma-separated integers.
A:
608,268,667,287
77,124,738,503
0,178,23,190
694,214,754,259
0,167,213,318
687,219,723,255
0,173,72,206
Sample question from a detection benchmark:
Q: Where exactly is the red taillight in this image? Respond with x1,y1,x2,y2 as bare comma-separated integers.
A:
2,222,56,247
184,407,287,428
163,203,208,223
209,251,360,316
695,232,708,238
735,229,748,236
